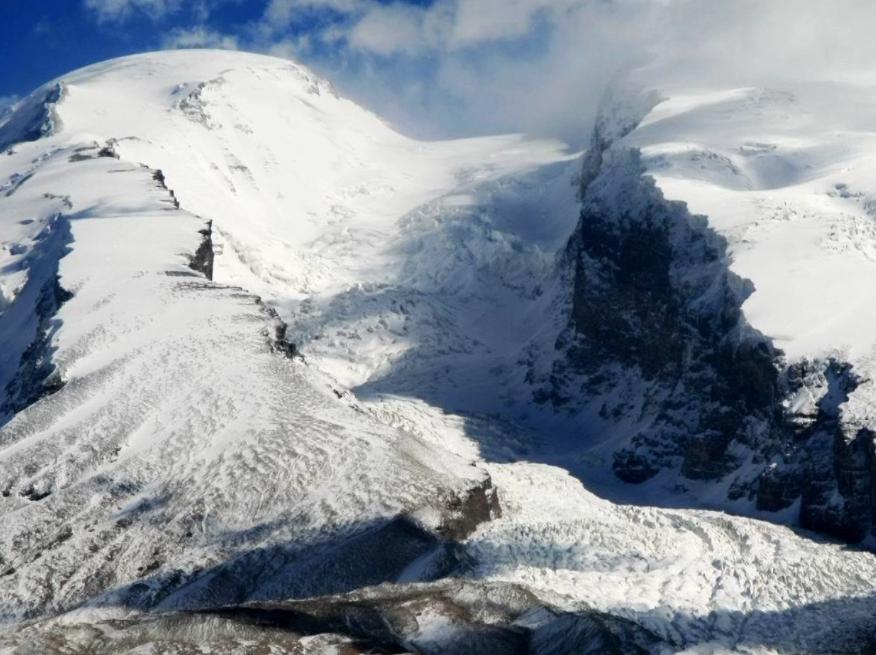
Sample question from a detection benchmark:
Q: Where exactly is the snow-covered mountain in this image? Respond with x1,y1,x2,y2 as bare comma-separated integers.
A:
2,49,876,653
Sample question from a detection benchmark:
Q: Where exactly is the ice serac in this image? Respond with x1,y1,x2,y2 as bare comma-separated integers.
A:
548,83,876,542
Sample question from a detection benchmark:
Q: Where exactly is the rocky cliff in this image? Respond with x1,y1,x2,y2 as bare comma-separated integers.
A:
544,96,876,542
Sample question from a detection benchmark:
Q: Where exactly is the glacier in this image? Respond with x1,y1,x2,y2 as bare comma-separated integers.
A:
0,50,876,653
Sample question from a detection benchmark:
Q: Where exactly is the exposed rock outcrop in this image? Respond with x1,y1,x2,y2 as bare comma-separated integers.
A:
68,139,119,162
547,138,781,489
91,471,501,615
544,95,876,542
763,360,876,541
262,302,299,358
189,219,214,280
205,580,661,655
0,214,73,424
0,274,72,418
433,475,502,541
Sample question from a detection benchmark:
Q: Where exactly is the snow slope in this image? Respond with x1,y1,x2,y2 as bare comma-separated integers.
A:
1,50,876,653
630,84,876,364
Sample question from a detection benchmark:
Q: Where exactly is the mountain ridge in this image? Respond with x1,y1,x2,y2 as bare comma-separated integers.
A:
2,49,876,653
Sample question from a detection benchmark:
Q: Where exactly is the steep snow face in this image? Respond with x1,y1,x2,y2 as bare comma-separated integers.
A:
54,50,576,294
47,50,581,402
2,50,876,654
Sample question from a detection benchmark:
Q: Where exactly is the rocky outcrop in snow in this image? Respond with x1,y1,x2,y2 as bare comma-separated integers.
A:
0,580,663,655
0,214,72,425
189,219,214,280
547,91,876,542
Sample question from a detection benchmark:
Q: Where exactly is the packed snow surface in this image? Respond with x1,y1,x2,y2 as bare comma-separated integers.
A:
629,84,876,364
1,50,876,653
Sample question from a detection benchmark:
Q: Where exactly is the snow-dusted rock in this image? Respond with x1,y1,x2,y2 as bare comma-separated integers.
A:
542,82,876,544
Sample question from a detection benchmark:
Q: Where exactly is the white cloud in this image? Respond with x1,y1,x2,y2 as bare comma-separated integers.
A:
83,0,237,23
83,0,182,22
274,0,876,144
277,0,667,141
339,0,594,54
348,4,426,56
448,0,539,47
262,0,363,33
162,26,239,50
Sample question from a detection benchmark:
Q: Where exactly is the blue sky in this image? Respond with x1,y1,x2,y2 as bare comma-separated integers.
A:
2,1,872,144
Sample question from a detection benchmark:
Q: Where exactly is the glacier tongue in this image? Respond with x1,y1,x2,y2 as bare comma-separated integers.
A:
1,50,876,653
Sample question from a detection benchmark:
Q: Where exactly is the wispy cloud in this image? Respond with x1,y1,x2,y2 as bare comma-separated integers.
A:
83,0,183,23
279,0,876,143
250,0,667,142
161,26,240,50
83,0,235,23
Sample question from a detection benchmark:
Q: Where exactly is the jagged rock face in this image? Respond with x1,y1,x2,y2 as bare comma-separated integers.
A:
550,118,876,542
0,274,72,419
550,140,782,486
0,214,73,425
766,360,876,542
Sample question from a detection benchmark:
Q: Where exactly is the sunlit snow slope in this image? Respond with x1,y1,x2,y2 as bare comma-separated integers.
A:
632,85,876,362
1,50,876,654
